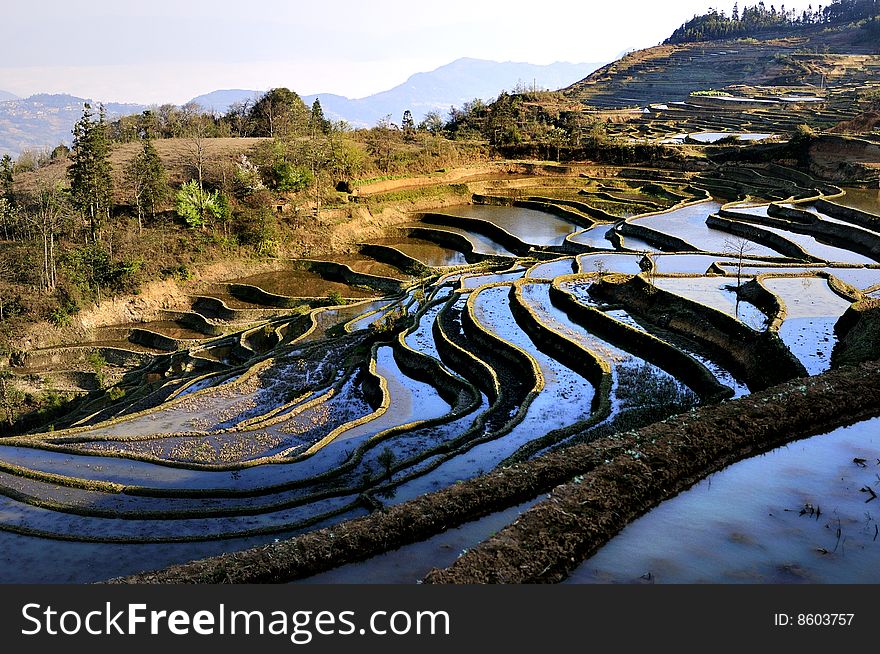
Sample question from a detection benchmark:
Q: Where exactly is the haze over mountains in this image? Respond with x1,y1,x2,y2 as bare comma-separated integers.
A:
0,94,147,159
0,58,603,157
191,58,605,125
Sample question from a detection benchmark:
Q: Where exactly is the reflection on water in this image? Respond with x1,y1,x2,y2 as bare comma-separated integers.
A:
232,269,377,298
836,188,880,215
763,277,852,375
653,277,769,331
567,417,880,584
634,200,778,257
369,237,468,267
444,204,578,246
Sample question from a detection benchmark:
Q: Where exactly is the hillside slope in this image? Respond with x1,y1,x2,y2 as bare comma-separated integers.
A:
564,28,880,109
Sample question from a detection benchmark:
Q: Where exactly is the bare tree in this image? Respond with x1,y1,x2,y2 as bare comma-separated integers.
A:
226,99,253,137
724,235,757,292
724,235,757,321
21,180,70,292
180,108,212,200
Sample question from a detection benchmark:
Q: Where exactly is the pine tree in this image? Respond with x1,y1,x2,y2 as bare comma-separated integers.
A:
68,104,114,243
0,154,13,201
310,98,330,135
401,110,416,142
124,139,168,231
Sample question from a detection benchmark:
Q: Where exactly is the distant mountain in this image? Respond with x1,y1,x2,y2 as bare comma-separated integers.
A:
185,58,606,127
1,58,606,157
187,89,263,113
0,94,145,158
0,90,18,102
302,58,606,127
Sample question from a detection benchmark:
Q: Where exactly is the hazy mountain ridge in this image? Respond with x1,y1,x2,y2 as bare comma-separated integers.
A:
186,89,263,113
0,58,603,156
302,58,605,126
189,58,605,126
0,93,146,157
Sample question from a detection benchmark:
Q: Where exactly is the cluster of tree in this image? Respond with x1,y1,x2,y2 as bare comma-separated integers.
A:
665,0,879,44
108,88,326,142
0,102,175,341
441,90,662,163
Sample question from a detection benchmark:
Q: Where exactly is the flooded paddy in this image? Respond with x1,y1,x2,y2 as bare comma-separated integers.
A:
567,417,880,584
834,188,880,215
408,221,518,257
368,237,469,267
653,276,770,330
568,224,617,248
298,498,542,584
4,170,878,584
320,254,410,280
577,253,646,275
232,269,378,298
130,320,206,341
689,132,775,143
632,200,781,256
746,222,877,264
526,258,576,279
460,269,524,289
472,285,595,433
443,204,580,246
761,277,852,375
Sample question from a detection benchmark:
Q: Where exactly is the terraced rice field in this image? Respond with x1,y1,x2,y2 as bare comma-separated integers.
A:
3,175,878,583
568,417,880,583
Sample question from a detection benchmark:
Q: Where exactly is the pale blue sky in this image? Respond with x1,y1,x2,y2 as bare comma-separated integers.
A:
0,0,823,103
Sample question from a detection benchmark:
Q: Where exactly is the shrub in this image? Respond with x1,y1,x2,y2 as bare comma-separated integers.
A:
107,386,126,401
327,290,344,306
267,160,313,192
175,180,227,229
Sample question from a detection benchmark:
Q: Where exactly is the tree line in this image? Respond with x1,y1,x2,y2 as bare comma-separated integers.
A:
665,0,879,44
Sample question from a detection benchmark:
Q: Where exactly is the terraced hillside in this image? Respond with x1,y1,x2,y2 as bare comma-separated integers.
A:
1,163,879,583
564,31,880,109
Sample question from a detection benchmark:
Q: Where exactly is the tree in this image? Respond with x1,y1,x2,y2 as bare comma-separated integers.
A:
0,154,15,241
0,154,14,201
418,111,445,136
546,127,568,162
328,135,366,183
248,88,309,139
175,180,226,230
20,181,70,292
310,99,330,135
124,139,168,231
0,371,25,429
724,235,757,321
181,104,211,199
225,99,253,137
302,101,338,218
366,115,398,172
401,110,416,142
68,104,114,243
